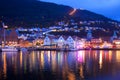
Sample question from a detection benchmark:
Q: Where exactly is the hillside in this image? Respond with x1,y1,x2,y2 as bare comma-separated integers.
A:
0,0,116,27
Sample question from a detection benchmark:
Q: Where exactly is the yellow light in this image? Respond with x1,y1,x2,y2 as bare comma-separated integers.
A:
109,51,112,62
20,51,23,68
99,51,103,69
116,51,120,62
3,53,7,78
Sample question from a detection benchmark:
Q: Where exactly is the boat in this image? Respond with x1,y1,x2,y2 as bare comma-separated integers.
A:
61,48,78,51
21,47,28,52
1,22,18,52
2,46,18,52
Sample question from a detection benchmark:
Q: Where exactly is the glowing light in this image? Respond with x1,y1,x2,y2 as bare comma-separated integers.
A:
102,41,112,48
76,40,86,49
79,65,84,78
3,53,7,79
116,51,120,62
109,51,112,62
69,8,77,16
3,26,8,28
41,51,44,69
51,51,57,72
68,72,75,80
47,51,50,62
113,40,120,45
77,51,85,63
99,51,103,69
20,51,23,68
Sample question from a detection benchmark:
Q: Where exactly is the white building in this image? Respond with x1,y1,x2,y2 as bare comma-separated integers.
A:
75,39,86,49
66,36,75,48
43,36,51,45
57,36,65,48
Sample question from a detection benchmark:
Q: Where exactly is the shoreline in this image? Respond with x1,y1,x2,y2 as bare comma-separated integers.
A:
1,47,120,52
26,47,120,51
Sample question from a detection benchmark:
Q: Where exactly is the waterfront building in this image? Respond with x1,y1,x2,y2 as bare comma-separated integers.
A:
57,36,65,48
43,36,51,46
91,38,103,48
91,38,102,43
102,41,112,48
75,39,86,49
113,39,120,48
51,39,58,45
18,39,32,47
66,36,75,48
0,29,18,47
33,38,43,47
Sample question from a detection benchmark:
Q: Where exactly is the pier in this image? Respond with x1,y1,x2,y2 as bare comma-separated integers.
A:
24,47,120,51
1,47,120,52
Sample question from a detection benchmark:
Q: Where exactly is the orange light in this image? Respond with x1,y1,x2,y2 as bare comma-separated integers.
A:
69,8,77,16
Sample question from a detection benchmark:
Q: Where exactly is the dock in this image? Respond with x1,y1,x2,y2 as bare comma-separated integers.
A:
26,47,120,51
1,47,120,52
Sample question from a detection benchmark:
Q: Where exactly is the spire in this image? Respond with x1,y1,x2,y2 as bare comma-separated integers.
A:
113,31,117,39
87,29,92,41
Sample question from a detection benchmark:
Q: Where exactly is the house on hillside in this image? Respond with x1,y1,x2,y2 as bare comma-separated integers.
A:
18,34,27,40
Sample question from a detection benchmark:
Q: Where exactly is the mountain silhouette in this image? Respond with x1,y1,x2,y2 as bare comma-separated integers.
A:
0,0,118,29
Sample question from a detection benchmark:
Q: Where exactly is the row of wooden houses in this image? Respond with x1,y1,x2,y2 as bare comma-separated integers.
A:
1,28,120,48
43,36,77,49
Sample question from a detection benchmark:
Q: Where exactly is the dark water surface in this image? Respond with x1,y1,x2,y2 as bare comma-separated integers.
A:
0,50,120,80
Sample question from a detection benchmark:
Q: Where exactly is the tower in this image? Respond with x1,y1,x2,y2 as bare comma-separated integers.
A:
87,29,92,41
112,31,117,39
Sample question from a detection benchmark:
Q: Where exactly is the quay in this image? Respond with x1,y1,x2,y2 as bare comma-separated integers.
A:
25,47,120,51
1,47,120,52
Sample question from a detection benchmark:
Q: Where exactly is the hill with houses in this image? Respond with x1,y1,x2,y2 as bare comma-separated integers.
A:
0,0,120,38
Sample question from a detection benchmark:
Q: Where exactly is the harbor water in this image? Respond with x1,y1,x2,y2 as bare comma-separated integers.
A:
0,50,120,80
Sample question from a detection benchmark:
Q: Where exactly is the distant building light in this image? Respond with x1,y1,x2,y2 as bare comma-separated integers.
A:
80,8,84,10
3,26,8,28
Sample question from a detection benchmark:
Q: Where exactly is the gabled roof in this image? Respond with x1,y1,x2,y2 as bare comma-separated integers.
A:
66,36,74,42
58,36,65,42
44,36,50,41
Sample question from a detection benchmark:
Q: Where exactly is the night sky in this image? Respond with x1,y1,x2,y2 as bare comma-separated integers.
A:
40,0,120,21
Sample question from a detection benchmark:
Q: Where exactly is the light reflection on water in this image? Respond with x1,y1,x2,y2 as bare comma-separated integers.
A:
0,50,120,80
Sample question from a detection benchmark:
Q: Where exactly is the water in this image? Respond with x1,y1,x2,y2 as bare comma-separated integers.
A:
0,50,120,80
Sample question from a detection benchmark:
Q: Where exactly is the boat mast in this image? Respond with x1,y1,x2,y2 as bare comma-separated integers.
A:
2,22,8,47
4,27,6,47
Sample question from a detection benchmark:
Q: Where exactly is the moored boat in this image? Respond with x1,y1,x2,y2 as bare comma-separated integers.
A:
2,46,18,52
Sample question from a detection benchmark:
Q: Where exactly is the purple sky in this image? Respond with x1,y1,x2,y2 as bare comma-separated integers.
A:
40,0,120,21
